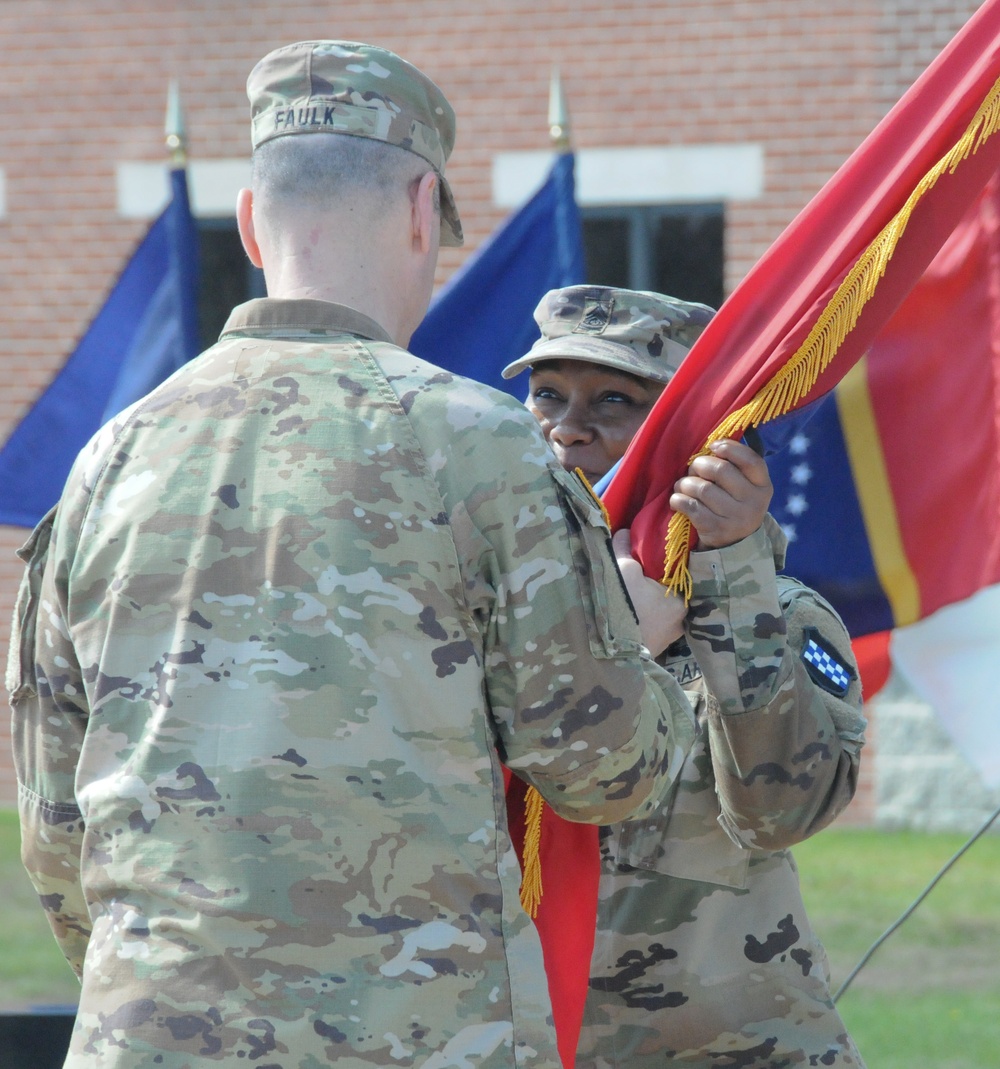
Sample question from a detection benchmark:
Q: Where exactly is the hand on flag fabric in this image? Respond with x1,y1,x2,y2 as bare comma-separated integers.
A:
670,438,772,550
611,529,685,657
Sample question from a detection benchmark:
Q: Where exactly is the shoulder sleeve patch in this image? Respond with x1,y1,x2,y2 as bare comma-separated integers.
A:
800,626,857,697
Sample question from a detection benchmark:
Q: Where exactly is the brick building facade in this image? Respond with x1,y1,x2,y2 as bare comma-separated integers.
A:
0,0,984,817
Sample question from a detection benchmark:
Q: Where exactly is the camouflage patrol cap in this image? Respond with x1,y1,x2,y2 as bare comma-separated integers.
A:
247,40,463,246
502,285,715,384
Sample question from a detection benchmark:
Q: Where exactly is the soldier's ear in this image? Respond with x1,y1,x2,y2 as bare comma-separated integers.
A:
410,171,438,256
236,188,263,269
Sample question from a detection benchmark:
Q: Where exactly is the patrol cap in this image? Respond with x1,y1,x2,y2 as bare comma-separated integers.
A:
247,40,463,247
502,285,715,383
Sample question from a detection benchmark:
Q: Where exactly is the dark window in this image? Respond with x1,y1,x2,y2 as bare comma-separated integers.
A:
194,206,724,349
196,220,266,349
581,203,724,309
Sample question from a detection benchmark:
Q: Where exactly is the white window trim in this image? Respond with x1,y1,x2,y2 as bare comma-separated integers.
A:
492,144,764,210
116,144,764,219
117,159,251,219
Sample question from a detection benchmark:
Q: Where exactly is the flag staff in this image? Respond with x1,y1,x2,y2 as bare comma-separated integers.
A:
165,80,188,167
548,68,571,152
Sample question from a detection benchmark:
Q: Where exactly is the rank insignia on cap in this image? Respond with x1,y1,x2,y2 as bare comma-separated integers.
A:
800,627,856,697
576,297,615,335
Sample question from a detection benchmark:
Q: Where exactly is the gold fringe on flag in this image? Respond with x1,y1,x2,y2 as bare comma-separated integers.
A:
519,782,545,917
574,466,612,527
661,72,1000,600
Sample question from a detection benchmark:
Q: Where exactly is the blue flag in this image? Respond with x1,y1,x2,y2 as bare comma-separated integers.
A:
409,152,585,397
0,167,200,528
765,393,893,638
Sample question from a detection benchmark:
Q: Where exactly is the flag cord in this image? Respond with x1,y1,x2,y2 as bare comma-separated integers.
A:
661,72,1000,599
833,798,1000,1002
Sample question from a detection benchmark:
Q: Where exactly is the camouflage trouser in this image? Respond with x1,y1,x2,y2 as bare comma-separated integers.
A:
578,840,866,1068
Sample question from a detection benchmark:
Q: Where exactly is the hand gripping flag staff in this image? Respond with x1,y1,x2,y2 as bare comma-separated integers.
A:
517,4,1000,1064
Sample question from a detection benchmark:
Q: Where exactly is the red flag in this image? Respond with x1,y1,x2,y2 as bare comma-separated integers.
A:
859,176,1000,621
518,6,1000,1066
604,0,1000,586
767,173,1000,707
851,632,892,700
506,775,598,1069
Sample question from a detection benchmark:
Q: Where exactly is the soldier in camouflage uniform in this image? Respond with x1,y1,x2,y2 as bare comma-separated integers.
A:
7,47,699,1069
504,285,868,1068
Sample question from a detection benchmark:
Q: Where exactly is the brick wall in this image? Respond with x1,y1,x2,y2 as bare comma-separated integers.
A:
871,680,1000,831
0,0,982,812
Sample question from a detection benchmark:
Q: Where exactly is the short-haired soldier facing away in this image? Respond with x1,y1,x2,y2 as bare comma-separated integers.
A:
504,284,867,1068
8,45,697,1068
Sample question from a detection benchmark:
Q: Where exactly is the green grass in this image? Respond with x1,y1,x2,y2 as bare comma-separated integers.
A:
0,808,81,1009
3,812,999,1065
795,826,1000,1068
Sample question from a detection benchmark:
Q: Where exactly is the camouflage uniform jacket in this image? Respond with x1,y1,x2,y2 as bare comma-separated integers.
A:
8,298,696,1069
579,518,868,1068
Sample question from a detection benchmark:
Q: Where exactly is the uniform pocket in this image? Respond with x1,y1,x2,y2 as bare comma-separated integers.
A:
615,726,752,890
550,466,642,660
6,506,57,701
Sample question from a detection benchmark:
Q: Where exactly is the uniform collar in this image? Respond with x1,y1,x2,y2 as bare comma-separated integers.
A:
219,298,395,345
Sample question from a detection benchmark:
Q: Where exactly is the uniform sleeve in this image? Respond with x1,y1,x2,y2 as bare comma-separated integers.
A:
7,505,91,977
429,391,696,827
683,523,866,850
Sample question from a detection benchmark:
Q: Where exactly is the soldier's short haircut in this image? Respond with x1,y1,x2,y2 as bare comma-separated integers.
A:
252,133,440,213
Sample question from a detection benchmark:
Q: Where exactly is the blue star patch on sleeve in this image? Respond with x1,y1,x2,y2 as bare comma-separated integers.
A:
800,627,856,697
